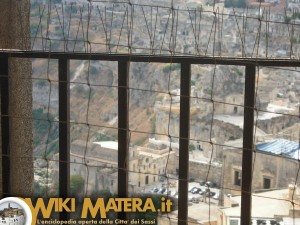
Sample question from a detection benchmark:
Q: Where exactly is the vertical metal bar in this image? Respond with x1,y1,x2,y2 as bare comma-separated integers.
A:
241,64,256,225
178,63,191,225
118,60,129,219
0,57,9,197
59,58,70,220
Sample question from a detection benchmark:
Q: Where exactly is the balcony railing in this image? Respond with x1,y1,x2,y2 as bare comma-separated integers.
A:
1,50,300,225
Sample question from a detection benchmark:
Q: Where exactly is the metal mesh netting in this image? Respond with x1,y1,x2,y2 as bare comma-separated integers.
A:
29,1,300,58
0,1,300,225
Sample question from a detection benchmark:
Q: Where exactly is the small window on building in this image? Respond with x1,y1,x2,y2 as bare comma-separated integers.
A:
145,176,149,185
153,176,155,182
229,219,239,225
234,170,241,186
263,178,271,189
111,180,113,186
234,106,238,114
74,159,76,163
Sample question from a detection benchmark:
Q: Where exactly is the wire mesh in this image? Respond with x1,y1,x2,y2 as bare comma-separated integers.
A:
0,1,300,225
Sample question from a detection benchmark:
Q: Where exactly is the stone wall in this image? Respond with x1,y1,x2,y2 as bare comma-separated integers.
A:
173,155,222,184
0,0,32,197
257,114,299,134
222,149,300,196
189,160,222,184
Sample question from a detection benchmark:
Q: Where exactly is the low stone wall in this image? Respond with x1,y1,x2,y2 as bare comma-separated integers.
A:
189,160,222,185
257,114,299,134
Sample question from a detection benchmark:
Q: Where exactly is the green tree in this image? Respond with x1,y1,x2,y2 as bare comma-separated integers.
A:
70,175,85,197
150,115,156,133
32,108,55,147
94,133,115,142
189,143,196,151
162,63,180,73
284,16,292,24
34,181,48,197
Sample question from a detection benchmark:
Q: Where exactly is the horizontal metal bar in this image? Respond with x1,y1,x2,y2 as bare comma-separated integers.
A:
0,51,300,67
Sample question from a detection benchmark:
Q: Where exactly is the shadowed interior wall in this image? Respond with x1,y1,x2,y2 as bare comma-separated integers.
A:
0,0,33,197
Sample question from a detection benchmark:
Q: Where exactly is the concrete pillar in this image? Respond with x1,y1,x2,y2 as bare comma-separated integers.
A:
0,0,33,197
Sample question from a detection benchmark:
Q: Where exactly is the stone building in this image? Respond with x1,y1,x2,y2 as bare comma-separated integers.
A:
218,185,300,225
222,138,300,196
0,204,24,225
129,145,177,190
214,94,244,115
49,140,176,195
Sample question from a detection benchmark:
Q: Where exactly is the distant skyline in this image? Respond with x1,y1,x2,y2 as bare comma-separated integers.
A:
0,202,22,211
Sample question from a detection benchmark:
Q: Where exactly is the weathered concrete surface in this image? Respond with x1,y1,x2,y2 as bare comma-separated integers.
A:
0,0,33,197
